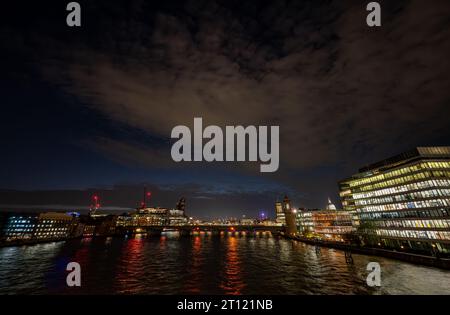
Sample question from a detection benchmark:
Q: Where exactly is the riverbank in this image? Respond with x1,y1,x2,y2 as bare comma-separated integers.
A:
283,234,450,270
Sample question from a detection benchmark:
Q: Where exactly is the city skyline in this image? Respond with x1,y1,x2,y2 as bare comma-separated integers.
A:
2,1,450,219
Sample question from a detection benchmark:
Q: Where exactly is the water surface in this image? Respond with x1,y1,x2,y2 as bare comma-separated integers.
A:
1,233,449,294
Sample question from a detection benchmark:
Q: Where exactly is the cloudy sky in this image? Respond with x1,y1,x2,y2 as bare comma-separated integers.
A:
1,0,450,218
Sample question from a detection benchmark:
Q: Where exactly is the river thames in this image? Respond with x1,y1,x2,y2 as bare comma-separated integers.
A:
1,233,450,295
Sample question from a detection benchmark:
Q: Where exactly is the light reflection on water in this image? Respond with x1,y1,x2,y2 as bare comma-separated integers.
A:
0,234,450,295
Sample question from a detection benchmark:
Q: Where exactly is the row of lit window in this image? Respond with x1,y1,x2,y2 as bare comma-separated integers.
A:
5,233,32,236
314,227,353,234
5,229,33,234
374,229,450,240
311,214,352,220
8,220,32,224
351,179,450,200
314,221,352,227
348,161,450,188
359,199,450,212
6,228,33,231
354,189,450,206
297,222,314,226
40,220,71,224
358,208,450,220
367,219,450,229
35,232,67,236
353,171,450,193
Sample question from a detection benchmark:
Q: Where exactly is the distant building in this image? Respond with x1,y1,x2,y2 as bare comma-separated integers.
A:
275,201,285,225
339,147,450,256
116,212,132,227
34,212,76,240
95,215,118,236
1,212,78,242
295,205,352,242
2,213,38,241
326,198,337,210
296,209,314,235
311,210,352,242
126,197,188,228
169,197,188,225
134,207,169,226
240,218,256,225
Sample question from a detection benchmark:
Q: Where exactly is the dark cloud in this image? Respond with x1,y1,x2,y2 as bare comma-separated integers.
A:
1,0,450,213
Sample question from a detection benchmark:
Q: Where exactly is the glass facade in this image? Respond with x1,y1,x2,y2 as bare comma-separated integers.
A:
339,147,450,256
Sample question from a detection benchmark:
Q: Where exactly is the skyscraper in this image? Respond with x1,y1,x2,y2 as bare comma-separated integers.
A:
339,147,450,256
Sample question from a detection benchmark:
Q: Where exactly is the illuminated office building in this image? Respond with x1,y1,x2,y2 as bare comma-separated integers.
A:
2,212,77,241
2,214,38,241
133,207,169,226
169,197,188,225
296,209,314,235
339,147,450,255
34,212,76,239
127,197,188,227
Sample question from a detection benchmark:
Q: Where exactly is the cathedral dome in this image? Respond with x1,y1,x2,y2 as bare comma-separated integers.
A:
326,197,337,210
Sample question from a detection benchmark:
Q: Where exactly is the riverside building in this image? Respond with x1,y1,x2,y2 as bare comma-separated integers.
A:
34,212,77,240
275,201,285,225
295,200,352,242
339,147,450,256
2,213,38,241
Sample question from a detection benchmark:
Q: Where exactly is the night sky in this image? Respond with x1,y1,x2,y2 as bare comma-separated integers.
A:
1,0,450,219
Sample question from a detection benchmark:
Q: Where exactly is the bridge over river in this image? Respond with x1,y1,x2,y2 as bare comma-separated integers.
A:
119,224,284,236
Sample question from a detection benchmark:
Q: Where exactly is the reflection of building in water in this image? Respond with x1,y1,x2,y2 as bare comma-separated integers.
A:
220,236,244,295
340,147,450,256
